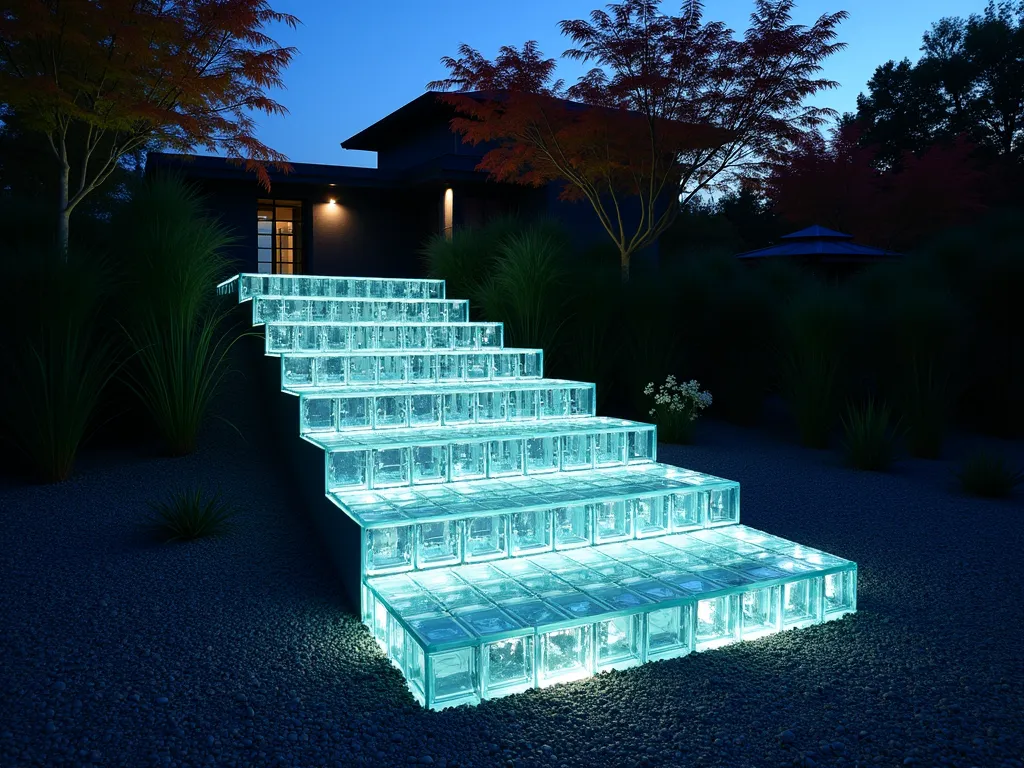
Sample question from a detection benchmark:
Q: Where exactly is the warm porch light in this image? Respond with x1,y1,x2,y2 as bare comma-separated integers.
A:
328,198,337,205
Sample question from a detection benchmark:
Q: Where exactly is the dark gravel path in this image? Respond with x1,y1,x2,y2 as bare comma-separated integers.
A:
2,376,1022,768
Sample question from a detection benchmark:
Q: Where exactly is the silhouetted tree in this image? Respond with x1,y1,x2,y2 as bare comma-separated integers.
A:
430,0,848,280
0,0,298,255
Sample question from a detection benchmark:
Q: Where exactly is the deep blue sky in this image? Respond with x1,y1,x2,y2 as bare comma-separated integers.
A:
253,0,990,168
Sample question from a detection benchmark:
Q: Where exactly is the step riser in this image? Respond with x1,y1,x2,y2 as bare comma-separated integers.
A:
266,323,503,354
299,385,596,434
280,351,544,389
365,567,856,709
325,429,658,491
253,297,470,325
220,274,446,301
359,485,741,576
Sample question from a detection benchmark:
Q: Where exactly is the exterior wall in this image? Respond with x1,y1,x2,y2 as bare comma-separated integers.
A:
376,121,469,171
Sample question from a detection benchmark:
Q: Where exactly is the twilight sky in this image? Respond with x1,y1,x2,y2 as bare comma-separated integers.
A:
253,0,990,168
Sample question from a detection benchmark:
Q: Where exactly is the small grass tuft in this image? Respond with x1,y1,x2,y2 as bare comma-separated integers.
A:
147,487,235,542
841,398,899,471
957,452,1023,499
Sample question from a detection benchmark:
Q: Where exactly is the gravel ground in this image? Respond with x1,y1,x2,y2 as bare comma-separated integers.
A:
2,375,1022,768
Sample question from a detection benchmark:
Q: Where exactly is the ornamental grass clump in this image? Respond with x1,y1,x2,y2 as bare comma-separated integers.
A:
957,452,1023,499
644,376,712,444
841,398,900,471
147,487,235,542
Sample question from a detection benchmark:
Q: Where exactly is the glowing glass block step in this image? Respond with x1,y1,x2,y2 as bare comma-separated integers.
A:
307,417,657,491
345,465,740,575
363,524,857,709
265,322,503,355
217,273,445,301
252,296,470,325
295,379,596,434
279,349,544,390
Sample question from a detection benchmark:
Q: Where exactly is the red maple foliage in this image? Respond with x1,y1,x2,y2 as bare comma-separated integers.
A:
0,0,298,252
766,123,988,250
430,0,848,278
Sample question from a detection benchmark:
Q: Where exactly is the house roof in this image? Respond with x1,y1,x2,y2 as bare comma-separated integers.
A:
341,92,459,151
736,224,902,262
341,90,735,152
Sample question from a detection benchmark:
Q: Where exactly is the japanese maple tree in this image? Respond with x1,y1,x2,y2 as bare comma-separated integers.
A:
0,0,298,254
429,0,848,279
766,123,987,249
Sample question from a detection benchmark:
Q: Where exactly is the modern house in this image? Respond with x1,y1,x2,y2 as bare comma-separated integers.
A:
147,92,622,277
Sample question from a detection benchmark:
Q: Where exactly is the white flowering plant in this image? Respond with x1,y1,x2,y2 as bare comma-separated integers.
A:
643,375,713,444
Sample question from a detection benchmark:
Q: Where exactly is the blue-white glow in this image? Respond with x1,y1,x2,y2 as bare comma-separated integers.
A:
224,272,857,710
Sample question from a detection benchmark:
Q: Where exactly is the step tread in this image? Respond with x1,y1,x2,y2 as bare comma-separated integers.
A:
366,524,856,653
306,416,653,450
288,377,592,398
332,463,736,528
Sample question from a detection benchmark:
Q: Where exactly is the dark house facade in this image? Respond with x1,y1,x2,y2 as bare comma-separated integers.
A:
147,92,618,278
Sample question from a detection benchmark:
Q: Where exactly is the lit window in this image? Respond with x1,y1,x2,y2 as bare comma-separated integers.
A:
257,199,303,274
443,188,454,241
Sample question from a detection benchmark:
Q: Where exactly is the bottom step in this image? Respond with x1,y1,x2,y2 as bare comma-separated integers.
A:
362,525,857,709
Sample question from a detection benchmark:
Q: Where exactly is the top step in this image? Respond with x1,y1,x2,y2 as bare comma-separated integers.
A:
218,274,446,302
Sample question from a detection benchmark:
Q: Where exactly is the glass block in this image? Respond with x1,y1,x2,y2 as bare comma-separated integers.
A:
554,505,592,550
412,446,448,485
510,510,552,556
464,515,508,561
741,586,781,640
365,525,414,574
439,353,463,380
482,636,535,699
628,429,656,462
464,353,490,379
347,356,376,383
695,595,741,650
708,486,740,526
493,353,516,379
379,356,408,383
670,490,706,531
526,437,559,474
645,604,692,660
282,356,313,386
593,501,632,544
508,390,537,420
632,496,669,538
337,397,370,429
489,440,524,477
595,432,626,466
406,640,426,706
596,613,643,671
375,395,408,429
560,435,592,470
541,388,568,418
316,356,344,385
361,583,375,624
444,393,475,424
428,648,479,708
540,625,593,686
408,354,436,382
301,398,334,432
372,598,389,649
520,351,542,377
824,569,857,617
569,387,594,417
372,448,410,488
328,450,367,489
409,395,441,427
388,613,407,672
783,577,824,628
417,521,463,569
477,392,507,422
451,442,487,480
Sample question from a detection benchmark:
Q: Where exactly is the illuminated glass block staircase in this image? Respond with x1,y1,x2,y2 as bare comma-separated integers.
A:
219,273,857,710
